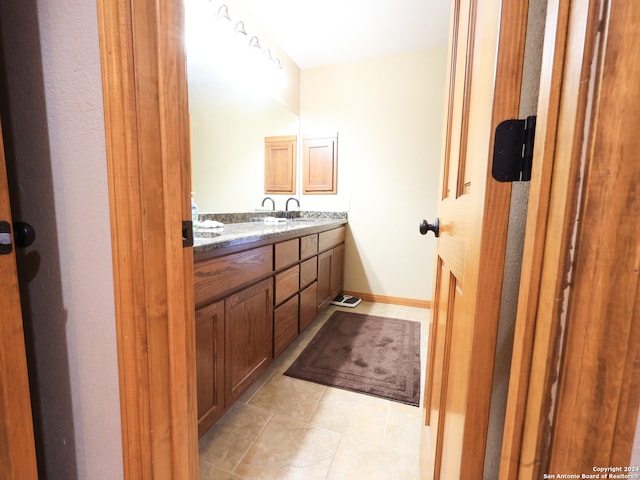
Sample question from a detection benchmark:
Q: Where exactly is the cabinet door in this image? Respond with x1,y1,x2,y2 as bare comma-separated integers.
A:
330,244,344,298
317,249,333,311
302,136,337,194
273,294,299,357
196,300,225,436
265,135,296,194
225,278,273,404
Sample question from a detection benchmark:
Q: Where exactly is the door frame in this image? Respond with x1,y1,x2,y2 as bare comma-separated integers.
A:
95,0,639,478
96,1,197,478
500,0,640,477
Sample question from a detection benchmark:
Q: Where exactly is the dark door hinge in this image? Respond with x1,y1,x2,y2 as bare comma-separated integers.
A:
182,220,194,248
492,115,536,182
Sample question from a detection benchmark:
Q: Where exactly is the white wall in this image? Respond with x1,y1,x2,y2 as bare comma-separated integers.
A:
300,49,448,301
0,0,122,478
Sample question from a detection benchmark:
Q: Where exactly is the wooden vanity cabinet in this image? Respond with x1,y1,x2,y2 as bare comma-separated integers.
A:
225,278,273,405
194,223,345,435
195,300,225,436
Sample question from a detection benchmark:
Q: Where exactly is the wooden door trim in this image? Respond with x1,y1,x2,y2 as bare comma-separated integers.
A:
498,0,572,476
96,1,197,478
501,0,640,477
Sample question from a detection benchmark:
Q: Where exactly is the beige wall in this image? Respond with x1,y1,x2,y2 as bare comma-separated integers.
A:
0,0,122,478
300,49,448,301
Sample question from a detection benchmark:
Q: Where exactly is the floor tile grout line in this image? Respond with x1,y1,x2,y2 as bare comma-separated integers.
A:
323,433,345,480
230,411,275,475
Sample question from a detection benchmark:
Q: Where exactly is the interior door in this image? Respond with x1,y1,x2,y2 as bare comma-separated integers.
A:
420,0,528,478
0,116,38,478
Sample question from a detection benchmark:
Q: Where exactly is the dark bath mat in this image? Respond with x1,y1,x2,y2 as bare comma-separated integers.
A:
284,310,421,406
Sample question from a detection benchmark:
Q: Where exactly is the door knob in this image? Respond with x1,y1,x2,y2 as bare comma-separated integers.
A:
13,222,35,248
419,218,440,237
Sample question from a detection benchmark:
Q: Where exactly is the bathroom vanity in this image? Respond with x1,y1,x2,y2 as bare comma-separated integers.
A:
193,217,346,436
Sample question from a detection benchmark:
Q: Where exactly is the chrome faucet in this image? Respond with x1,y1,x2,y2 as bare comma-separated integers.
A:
285,197,300,212
261,196,275,211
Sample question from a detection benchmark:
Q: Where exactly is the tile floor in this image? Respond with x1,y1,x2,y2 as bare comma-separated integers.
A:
199,302,431,480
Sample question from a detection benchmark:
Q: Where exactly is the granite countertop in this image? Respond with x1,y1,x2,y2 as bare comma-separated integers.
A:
193,216,347,254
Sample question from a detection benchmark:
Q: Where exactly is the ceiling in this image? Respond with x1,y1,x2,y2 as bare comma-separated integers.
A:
236,0,451,70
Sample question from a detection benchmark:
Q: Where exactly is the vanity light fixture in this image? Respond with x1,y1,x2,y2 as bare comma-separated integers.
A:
234,21,247,37
248,36,261,51
204,2,287,91
215,4,230,22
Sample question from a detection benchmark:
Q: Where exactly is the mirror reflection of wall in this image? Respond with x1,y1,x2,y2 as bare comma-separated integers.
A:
185,0,301,213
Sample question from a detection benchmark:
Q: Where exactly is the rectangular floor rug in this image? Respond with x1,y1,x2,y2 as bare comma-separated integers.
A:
284,311,421,406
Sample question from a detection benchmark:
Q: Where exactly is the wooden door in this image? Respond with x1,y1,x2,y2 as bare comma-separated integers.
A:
420,0,528,478
0,117,38,478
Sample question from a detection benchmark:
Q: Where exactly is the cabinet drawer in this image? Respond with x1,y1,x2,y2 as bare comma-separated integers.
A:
299,282,317,332
300,257,317,288
274,295,299,357
275,238,299,270
300,234,318,259
194,246,273,308
318,226,345,252
275,264,299,305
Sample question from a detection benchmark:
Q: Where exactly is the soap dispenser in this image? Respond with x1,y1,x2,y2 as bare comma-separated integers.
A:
191,192,199,225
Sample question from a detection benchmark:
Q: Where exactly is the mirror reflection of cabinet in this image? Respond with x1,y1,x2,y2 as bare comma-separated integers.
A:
302,134,338,194
264,135,297,194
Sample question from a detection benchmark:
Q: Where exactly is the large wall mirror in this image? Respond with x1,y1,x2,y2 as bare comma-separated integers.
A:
185,0,300,214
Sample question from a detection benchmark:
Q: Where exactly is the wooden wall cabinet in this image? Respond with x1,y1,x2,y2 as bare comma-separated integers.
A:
265,135,297,194
302,135,338,194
